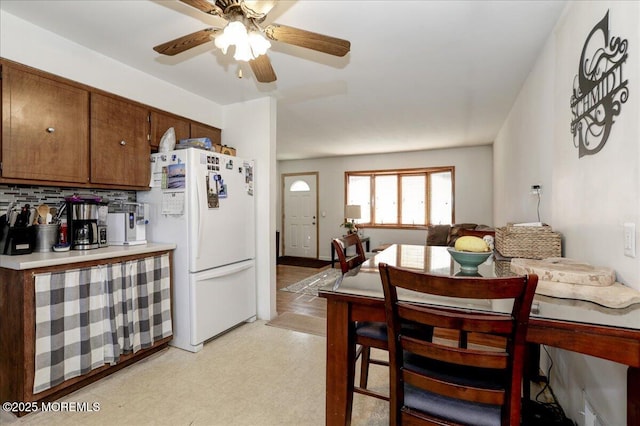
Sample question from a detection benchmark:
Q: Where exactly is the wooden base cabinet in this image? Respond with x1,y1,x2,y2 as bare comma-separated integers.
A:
0,250,173,416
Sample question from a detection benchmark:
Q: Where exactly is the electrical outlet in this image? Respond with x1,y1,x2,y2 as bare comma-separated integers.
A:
624,223,636,257
530,184,542,195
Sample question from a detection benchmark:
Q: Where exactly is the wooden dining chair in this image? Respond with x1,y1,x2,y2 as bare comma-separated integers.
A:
332,234,367,274
453,227,496,349
332,235,389,401
379,263,538,426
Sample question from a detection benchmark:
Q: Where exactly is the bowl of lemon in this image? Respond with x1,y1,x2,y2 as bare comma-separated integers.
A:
447,236,492,273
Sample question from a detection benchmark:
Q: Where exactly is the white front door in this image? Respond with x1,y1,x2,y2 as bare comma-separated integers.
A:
283,173,318,258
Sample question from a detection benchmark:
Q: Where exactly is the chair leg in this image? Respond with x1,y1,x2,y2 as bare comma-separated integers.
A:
354,345,389,401
359,346,371,389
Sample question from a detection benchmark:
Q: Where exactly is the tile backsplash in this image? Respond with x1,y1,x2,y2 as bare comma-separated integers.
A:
0,185,136,216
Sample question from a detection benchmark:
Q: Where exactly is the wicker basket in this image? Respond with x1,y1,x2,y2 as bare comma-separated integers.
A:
494,259,514,277
495,223,561,259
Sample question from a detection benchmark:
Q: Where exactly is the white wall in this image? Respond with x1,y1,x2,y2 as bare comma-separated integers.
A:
0,11,223,127
1,11,277,319
223,98,278,320
494,2,640,424
278,145,493,260
493,39,556,226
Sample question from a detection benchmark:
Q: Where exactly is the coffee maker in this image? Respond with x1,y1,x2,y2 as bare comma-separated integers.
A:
65,195,102,250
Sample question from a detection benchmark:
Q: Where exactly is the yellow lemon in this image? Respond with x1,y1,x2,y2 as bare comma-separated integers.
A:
454,236,489,252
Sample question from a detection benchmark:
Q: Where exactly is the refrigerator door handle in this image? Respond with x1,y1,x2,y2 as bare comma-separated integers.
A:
194,170,203,261
194,260,254,280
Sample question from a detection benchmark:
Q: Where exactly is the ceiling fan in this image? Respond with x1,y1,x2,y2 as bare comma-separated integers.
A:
153,0,351,83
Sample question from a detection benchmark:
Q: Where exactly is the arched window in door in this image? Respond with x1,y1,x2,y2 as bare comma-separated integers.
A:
289,180,311,192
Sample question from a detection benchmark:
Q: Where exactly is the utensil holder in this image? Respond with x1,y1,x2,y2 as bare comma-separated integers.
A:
34,224,60,252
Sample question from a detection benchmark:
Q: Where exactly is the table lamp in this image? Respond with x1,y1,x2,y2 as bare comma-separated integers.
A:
344,204,361,235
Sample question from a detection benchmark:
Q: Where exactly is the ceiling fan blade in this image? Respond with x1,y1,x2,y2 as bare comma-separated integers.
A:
180,0,219,15
264,24,350,57
249,55,277,83
153,28,219,56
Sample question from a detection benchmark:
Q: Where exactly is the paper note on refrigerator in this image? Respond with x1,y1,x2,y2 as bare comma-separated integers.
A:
207,172,219,208
162,191,185,215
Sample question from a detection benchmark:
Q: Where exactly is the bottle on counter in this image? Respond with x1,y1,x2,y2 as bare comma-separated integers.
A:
59,219,68,244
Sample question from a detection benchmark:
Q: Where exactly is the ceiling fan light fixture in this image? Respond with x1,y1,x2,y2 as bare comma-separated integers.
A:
240,0,276,19
158,0,352,82
248,31,271,57
233,38,254,62
214,20,244,55
214,21,270,62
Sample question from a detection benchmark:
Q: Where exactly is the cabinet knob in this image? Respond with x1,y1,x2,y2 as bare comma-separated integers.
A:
46,127,55,133
120,140,126,146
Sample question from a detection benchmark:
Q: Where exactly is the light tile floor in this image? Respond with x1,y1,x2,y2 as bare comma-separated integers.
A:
1,321,388,426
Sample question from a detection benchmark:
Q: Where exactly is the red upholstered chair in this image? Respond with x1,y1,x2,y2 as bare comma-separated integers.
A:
379,263,537,426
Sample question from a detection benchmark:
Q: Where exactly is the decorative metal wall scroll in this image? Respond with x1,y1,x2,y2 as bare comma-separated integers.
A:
570,10,629,158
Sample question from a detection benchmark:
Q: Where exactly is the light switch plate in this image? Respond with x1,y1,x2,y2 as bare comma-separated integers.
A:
624,223,636,257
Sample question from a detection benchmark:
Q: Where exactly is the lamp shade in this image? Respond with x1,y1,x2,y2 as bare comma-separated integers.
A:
345,205,362,220
214,21,271,62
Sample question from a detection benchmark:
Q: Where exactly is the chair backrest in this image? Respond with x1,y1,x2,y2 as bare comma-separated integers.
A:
332,234,367,274
379,263,538,426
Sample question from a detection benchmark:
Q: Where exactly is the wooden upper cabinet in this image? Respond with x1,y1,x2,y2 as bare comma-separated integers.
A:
150,110,190,150
0,60,222,189
1,65,90,183
190,121,222,145
90,93,150,188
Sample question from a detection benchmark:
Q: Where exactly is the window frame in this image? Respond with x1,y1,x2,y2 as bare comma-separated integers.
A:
344,166,455,229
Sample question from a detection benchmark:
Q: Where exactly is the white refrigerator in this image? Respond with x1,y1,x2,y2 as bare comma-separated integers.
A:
138,148,256,352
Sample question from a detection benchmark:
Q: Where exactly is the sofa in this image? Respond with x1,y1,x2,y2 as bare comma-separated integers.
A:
426,223,495,247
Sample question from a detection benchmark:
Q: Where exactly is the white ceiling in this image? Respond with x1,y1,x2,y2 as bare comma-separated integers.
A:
0,0,566,160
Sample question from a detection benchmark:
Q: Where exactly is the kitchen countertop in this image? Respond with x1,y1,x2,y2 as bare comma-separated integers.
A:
0,243,176,270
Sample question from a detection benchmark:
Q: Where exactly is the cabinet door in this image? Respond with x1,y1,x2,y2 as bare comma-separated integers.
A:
190,121,222,145
90,93,150,187
1,66,90,183
150,111,190,150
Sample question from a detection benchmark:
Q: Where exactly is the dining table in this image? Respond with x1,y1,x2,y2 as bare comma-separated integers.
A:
318,244,640,426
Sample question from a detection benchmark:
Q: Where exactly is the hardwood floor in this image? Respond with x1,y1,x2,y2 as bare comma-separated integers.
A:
276,264,329,319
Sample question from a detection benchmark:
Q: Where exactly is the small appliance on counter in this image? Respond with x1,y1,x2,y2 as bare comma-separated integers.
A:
65,195,104,250
97,201,109,247
107,202,148,245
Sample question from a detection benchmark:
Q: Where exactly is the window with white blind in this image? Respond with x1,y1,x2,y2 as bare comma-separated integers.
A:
345,167,454,228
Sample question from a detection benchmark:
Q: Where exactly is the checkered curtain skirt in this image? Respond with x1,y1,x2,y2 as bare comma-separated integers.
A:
33,253,171,394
